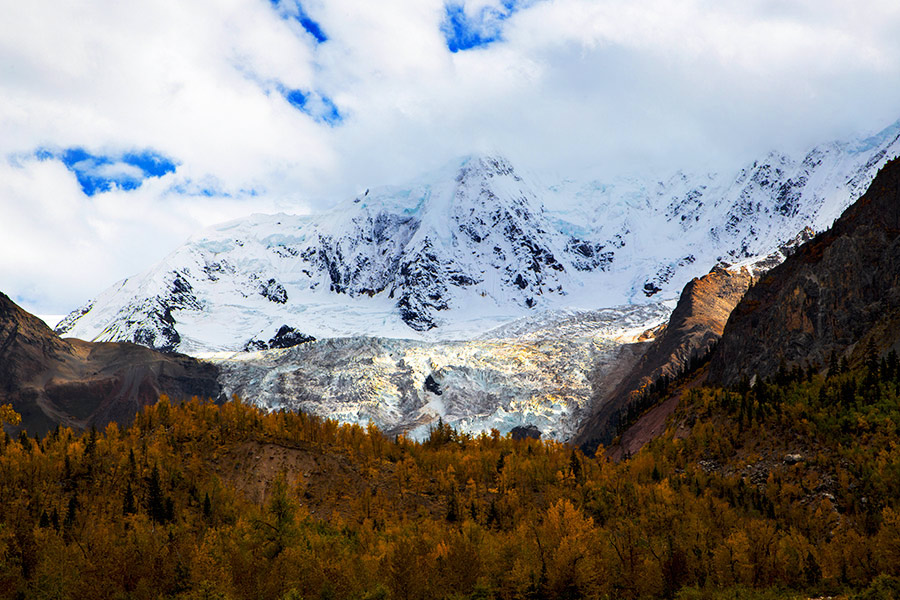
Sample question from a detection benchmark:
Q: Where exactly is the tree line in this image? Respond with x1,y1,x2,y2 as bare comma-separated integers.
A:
0,358,898,599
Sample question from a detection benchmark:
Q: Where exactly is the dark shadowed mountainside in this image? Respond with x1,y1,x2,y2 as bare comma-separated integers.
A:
0,291,222,435
708,157,900,386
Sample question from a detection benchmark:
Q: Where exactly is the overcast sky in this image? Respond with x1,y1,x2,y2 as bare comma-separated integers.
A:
3,0,900,316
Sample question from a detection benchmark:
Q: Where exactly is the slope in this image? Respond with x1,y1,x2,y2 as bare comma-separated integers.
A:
574,265,753,452
708,156,900,386
606,155,900,459
0,291,222,435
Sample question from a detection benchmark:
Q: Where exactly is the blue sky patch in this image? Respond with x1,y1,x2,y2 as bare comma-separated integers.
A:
281,87,343,126
35,147,177,196
169,176,262,199
441,0,536,52
269,0,328,44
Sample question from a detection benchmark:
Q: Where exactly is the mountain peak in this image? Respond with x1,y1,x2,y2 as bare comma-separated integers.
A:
1,291,221,435
57,122,900,353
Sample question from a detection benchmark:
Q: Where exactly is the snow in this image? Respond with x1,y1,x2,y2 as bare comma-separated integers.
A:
203,303,671,442
58,126,900,352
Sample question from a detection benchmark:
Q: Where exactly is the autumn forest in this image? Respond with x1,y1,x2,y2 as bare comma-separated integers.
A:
0,355,899,600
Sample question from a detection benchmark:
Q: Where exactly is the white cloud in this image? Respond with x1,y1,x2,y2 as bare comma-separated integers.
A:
2,0,900,313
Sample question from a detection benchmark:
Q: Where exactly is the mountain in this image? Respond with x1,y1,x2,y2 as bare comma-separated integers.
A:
57,156,590,352
708,156,900,385
599,155,900,458
0,291,222,435
56,120,900,354
571,225,818,451
574,264,754,451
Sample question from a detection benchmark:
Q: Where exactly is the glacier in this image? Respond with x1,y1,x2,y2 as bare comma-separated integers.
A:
205,303,671,441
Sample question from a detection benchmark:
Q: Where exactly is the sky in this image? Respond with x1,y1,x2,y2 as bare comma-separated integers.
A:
2,0,900,316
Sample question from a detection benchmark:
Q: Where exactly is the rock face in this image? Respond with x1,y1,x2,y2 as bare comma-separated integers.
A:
627,266,754,381
0,292,222,435
574,266,753,451
244,325,315,352
708,157,900,386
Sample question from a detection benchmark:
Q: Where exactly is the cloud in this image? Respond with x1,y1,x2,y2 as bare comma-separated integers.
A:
2,0,900,314
0,154,291,314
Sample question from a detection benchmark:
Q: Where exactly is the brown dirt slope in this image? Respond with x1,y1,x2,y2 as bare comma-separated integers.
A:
0,292,222,435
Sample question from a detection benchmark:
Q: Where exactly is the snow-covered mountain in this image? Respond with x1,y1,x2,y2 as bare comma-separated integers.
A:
57,120,900,354
545,119,900,297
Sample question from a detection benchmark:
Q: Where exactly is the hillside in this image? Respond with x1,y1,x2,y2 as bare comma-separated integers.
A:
581,157,900,457
709,157,900,385
0,292,222,435
574,265,753,451
0,371,897,599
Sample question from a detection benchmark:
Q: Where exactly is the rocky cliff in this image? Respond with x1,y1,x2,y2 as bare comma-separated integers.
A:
708,157,900,385
575,266,753,451
0,292,222,435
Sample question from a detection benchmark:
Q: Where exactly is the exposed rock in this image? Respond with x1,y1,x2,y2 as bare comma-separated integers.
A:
53,299,94,336
510,425,541,440
708,158,900,385
244,325,315,351
0,291,222,436
259,278,288,304
575,265,753,453
268,325,315,349
784,453,805,465
423,374,442,395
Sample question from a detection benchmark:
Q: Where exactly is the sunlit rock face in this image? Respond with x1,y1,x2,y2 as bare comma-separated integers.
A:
208,304,671,441
574,265,756,452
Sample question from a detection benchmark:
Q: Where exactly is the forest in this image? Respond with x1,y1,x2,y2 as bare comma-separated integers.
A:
0,357,899,599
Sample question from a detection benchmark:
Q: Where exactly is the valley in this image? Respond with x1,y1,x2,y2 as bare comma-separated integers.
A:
6,3,900,598
3,145,900,600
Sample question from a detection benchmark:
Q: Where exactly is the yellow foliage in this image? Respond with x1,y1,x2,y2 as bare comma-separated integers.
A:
0,403,21,427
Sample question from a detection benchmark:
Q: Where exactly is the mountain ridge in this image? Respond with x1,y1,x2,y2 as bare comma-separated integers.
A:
603,155,900,458
56,120,900,355
708,156,900,385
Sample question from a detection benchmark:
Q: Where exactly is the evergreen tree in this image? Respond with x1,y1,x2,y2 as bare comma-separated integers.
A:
123,482,136,516
146,464,168,524
202,492,212,521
